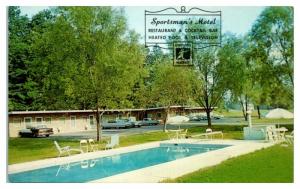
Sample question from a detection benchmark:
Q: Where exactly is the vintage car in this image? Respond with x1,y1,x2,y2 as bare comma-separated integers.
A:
102,119,133,129
126,117,142,128
138,118,160,126
19,125,54,137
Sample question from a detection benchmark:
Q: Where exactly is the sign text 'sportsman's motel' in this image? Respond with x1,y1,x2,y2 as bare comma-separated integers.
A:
144,6,222,65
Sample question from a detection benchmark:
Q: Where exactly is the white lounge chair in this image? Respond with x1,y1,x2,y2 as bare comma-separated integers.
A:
179,129,188,139
266,126,287,143
105,134,119,150
266,126,276,142
285,131,294,144
54,141,83,157
190,128,223,140
165,130,177,140
80,140,89,153
88,139,99,152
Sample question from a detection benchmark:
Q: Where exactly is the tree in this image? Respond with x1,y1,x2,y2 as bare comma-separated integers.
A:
250,7,293,107
218,35,252,121
150,62,198,131
40,7,145,141
193,47,224,128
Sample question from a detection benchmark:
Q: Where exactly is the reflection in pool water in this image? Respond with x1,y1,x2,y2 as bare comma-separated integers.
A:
56,159,99,176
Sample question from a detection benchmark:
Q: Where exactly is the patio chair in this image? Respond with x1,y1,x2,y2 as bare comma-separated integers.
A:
105,134,119,150
285,131,294,144
190,128,223,140
266,126,282,142
179,129,188,139
165,130,177,140
88,139,99,152
206,128,213,133
80,140,89,153
54,141,83,157
266,127,275,142
205,128,223,140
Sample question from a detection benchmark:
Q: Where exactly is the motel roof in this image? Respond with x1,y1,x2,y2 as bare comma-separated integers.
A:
8,109,146,115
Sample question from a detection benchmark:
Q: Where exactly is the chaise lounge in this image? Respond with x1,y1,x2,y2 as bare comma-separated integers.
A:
54,141,83,157
190,128,223,140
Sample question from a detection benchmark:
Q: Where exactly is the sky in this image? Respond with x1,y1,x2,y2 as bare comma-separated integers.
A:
19,6,265,43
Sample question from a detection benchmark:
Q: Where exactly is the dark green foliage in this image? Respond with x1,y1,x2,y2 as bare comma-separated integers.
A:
8,7,31,111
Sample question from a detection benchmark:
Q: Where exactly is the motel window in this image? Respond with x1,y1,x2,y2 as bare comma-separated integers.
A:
24,117,32,128
36,117,43,125
13,118,22,127
45,117,51,124
70,116,76,128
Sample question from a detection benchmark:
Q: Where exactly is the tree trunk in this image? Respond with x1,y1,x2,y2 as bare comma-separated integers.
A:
257,105,261,119
240,98,247,121
245,95,248,121
163,106,170,132
96,107,106,142
96,106,100,141
206,109,212,128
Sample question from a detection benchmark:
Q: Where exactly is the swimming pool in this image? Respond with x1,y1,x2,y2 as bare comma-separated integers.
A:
9,143,230,183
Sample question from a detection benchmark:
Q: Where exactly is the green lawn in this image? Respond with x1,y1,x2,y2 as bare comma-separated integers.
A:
163,144,294,183
252,117,293,125
215,109,294,125
8,131,169,164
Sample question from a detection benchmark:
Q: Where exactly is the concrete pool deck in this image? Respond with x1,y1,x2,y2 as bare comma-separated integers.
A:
8,139,275,183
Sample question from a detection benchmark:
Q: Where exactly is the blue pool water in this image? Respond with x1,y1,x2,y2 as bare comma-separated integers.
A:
9,143,230,183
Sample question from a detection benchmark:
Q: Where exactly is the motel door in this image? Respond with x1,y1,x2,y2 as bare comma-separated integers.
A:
89,115,96,129
70,116,76,128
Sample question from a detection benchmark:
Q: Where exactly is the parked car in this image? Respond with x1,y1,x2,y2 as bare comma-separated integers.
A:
189,115,207,121
211,113,224,120
189,112,224,121
138,118,160,126
102,119,133,129
127,117,142,128
19,125,54,137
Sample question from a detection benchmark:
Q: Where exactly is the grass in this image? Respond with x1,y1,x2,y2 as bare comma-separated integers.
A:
215,109,270,118
119,131,169,147
215,110,293,125
8,131,169,165
252,117,293,125
8,137,84,164
163,144,294,183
